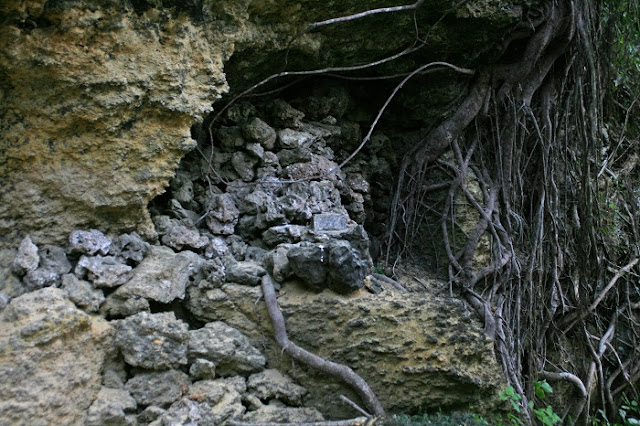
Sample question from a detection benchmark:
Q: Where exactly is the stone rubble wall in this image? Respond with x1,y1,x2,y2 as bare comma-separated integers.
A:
0,96,503,424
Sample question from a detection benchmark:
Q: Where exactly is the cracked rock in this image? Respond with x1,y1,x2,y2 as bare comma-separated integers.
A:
69,229,112,256
75,255,132,288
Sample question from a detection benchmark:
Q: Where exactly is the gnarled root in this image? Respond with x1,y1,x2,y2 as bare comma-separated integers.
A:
260,275,386,418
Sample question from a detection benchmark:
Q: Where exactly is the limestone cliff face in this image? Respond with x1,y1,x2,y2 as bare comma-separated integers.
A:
0,0,528,249
0,1,227,248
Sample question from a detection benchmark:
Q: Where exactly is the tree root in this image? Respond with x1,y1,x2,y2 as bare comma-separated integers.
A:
260,275,386,418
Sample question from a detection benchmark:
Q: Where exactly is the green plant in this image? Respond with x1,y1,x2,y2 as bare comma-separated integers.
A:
529,380,561,426
498,382,561,426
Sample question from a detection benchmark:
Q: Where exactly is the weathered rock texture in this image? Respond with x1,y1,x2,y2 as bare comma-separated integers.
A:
0,1,225,247
188,281,503,418
0,0,530,249
0,288,112,425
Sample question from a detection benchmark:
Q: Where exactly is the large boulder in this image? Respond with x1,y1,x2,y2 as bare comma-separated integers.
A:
185,280,503,418
0,288,112,425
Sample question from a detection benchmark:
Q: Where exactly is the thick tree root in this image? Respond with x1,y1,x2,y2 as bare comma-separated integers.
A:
260,275,386,418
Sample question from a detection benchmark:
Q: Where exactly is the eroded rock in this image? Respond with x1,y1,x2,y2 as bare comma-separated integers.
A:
188,321,266,376
0,288,111,425
115,312,189,370
126,370,190,408
85,387,137,426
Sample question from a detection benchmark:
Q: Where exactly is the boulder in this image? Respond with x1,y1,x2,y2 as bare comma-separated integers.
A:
188,321,266,376
109,245,202,305
115,312,189,370
85,387,137,426
184,280,503,418
0,288,111,425
247,369,308,406
126,370,191,408
69,229,112,256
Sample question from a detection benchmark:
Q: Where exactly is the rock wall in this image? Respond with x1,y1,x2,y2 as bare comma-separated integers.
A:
0,0,530,250
0,96,503,423
0,0,539,423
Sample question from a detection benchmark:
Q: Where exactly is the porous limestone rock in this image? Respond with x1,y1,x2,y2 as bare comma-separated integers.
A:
11,236,39,275
85,387,137,426
69,229,112,256
125,370,191,408
115,311,189,370
74,255,132,288
188,321,266,376
185,280,503,418
108,245,202,306
247,369,308,406
0,1,225,249
0,287,111,425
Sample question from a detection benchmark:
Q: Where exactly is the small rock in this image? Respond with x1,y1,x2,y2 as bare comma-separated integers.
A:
126,370,190,407
188,321,266,376
264,245,293,282
247,369,308,406
231,151,258,181
85,387,137,426
225,101,257,124
111,245,201,304
161,224,209,251
12,236,39,275
110,232,149,265
69,229,112,256
313,213,348,233
242,117,276,150
101,295,150,318
269,99,305,128
189,358,216,381
40,245,72,275
116,312,189,369
74,255,132,288
61,274,105,312
241,404,324,423
215,126,245,151
277,129,315,149
277,147,313,166
225,261,266,286
204,237,229,259
23,268,60,290
262,225,307,247
205,193,240,235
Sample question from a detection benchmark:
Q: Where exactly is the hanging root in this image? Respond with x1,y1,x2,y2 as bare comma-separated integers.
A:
261,275,386,418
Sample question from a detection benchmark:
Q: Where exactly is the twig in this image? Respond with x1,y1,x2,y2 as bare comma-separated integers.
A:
339,395,372,418
589,258,639,312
